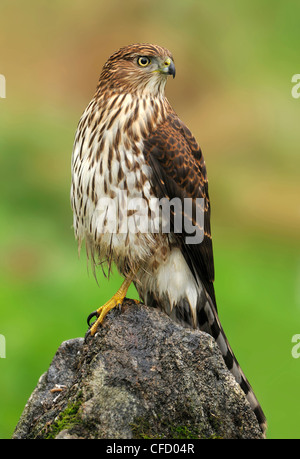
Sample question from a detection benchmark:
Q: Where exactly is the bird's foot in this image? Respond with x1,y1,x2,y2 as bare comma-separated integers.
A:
86,277,137,336
87,295,125,336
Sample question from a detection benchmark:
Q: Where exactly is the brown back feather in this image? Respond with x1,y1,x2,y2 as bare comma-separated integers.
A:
143,111,217,309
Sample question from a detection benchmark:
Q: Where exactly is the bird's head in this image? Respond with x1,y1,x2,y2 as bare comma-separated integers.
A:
98,44,175,96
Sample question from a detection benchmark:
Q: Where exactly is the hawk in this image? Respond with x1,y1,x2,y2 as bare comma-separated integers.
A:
71,44,266,435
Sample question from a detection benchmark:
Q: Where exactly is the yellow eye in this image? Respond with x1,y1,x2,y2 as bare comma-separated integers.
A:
137,56,151,67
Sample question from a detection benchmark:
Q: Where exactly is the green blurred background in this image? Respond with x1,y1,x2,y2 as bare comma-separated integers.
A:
0,0,299,439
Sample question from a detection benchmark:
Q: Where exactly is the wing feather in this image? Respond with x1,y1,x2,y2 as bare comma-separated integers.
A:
143,111,217,309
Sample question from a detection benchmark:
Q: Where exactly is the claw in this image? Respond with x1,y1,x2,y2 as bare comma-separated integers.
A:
87,310,98,327
87,277,135,337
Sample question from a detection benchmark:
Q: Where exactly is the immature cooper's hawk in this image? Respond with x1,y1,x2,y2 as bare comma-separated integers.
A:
71,44,266,434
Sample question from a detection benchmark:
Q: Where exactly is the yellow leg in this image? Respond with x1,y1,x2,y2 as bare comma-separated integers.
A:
89,277,134,336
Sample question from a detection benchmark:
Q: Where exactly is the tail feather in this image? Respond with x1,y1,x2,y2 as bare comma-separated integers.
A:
196,290,267,435
145,287,267,436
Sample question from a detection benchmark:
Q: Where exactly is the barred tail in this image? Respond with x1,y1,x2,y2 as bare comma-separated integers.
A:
141,260,267,435
187,289,267,436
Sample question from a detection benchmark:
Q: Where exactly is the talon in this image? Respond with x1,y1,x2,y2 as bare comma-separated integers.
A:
84,328,92,342
87,310,98,327
88,277,134,337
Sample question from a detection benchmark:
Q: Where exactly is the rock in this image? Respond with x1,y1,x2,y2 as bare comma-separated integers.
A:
13,301,263,439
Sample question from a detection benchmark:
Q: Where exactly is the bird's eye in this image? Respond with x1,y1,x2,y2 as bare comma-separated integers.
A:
137,57,151,67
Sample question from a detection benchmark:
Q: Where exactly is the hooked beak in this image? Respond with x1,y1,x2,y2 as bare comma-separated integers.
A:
159,57,176,78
